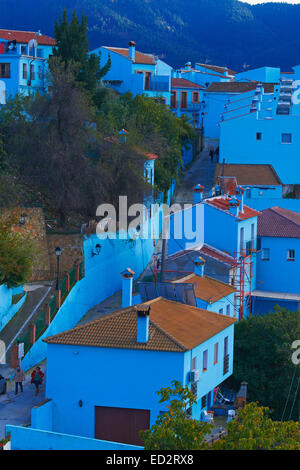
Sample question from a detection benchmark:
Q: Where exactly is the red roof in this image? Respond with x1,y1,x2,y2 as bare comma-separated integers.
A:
171,78,204,89
205,196,260,220
0,29,56,46
199,244,235,266
258,207,300,238
196,63,236,76
103,46,155,65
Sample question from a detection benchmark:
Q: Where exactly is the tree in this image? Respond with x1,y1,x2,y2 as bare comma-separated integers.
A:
0,212,35,288
140,381,212,450
0,62,106,224
53,9,111,96
232,309,300,421
213,402,300,450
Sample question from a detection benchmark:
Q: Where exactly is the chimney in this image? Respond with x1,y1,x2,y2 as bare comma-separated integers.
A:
228,197,239,217
235,185,245,214
128,41,136,61
121,268,135,308
185,61,192,71
136,305,150,343
236,381,248,409
193,184,204,204
194,256,206,277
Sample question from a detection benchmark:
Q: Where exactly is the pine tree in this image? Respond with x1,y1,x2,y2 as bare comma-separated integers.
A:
52,9,111,96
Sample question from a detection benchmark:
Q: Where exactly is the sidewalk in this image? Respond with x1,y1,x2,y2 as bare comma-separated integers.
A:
0,364,46,440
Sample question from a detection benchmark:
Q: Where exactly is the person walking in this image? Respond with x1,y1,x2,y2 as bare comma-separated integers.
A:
31,366,44,396
14,365,25,395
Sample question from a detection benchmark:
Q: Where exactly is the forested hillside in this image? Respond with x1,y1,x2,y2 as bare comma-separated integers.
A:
1,0,300,71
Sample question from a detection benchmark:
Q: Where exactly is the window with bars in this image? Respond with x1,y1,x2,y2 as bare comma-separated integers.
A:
0,63,10,78
201,395,207,409
23,63,27,79
287,249,295,261
30,64,35,80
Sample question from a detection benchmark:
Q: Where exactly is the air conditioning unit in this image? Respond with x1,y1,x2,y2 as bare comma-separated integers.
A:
190,369,199,383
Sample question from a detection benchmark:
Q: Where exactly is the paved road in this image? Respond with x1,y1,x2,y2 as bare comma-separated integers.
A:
0,371,46,440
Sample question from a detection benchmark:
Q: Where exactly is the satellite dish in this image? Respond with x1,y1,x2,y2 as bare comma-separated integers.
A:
28,38,38,49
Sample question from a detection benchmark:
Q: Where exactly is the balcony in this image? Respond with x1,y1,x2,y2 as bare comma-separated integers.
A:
145,76,170,93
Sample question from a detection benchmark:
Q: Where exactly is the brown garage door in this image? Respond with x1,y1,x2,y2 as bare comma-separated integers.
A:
95,406,150,446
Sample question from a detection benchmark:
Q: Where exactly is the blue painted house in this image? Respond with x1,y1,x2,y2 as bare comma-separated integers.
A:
253,206,300,314
0,29,55,100
202,82,276,140
234,66,281,84
173,257,236,317
170,77,205,129
93,41,171,105
219,78,300,184
177,62,233,89
32,298,235,446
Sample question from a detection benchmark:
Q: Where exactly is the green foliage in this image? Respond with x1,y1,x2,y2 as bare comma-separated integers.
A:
96,91,195,194
0,213,36,288
233,308,300,421
52,8,111,96
140,380,212,450
213,402,300,450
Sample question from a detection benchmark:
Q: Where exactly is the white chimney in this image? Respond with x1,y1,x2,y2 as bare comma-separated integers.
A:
121,268,135,307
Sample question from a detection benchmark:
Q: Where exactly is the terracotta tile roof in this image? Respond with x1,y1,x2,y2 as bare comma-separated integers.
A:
181,69,227,79
103,46,156,65
258,207,300,238
174,274,235,303
199,244,235,266
218,177,238,196
205,82,275,94
44,298,236,351
171,78,204,89
205,196,260,220
196,63,236,76
0,29,56,46
215,164,282,186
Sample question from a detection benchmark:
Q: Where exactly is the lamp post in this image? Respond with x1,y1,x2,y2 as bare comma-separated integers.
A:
55,246,62,290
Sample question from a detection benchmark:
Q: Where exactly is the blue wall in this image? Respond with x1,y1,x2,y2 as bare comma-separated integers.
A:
0,284,26,333
6,425,143,451
256,236,300,294
252,297,299,316
235,67,281,84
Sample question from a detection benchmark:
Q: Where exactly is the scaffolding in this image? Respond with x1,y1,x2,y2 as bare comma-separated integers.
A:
232,248,256,320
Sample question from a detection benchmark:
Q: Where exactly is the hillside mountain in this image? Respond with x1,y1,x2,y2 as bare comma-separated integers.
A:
0,0,300,71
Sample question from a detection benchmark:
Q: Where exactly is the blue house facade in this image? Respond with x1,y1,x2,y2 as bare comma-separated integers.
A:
93,41,171,105
253,206,300,314
170,77,205,129
219,78,300,184
234,66,281,84
30,298,235,446
0,29,55,100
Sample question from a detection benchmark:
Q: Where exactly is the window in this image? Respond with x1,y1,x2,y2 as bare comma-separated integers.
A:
22,63,27,79
219,308,223,315
226,304,230,316
180,91,188,109
287,249,295,261
144,72,152,91
261,248,270,260
257,236,261,251
30,64,35,80
214,343,219,364
21,45,27,55
192,357,197,370
223,336,229,375
192,91,200,103
38,65,42,79
201,394,207,409
203,350,208,371
282,133,292,144
171,91,177,108
240,227,244,253
251,223,255,249
256,132,262,140
0,63,10,78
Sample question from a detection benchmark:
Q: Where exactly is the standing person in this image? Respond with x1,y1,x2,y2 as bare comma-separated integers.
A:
14,365,25,395
31,366,44,396
209,148,214,162
0,374,7,395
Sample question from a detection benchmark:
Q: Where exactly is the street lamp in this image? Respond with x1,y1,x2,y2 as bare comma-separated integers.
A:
55,246,62,290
